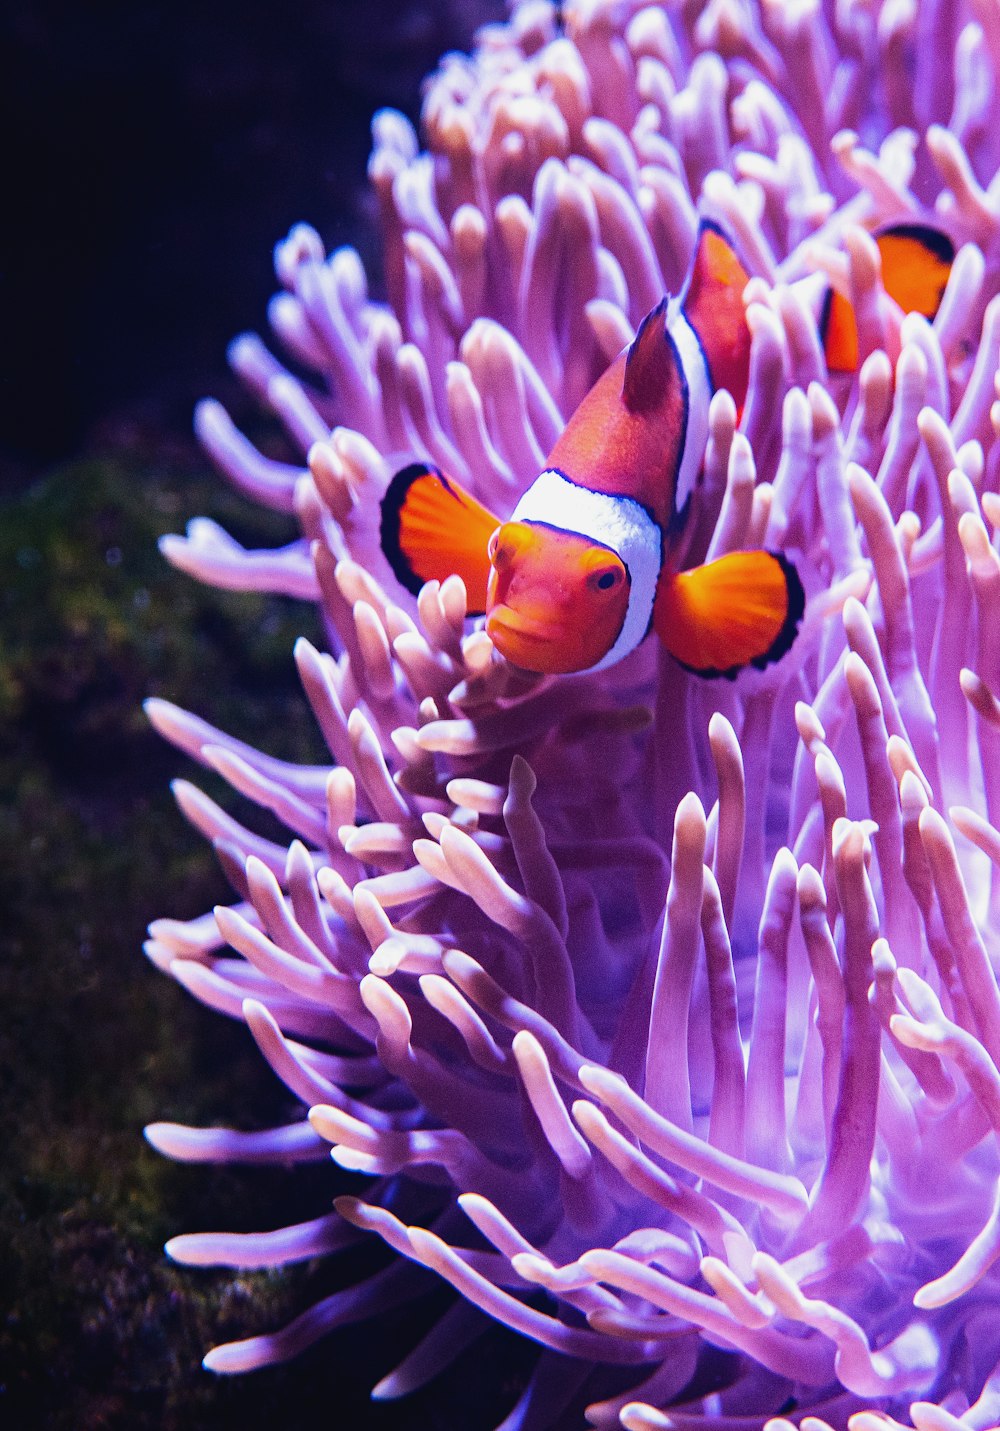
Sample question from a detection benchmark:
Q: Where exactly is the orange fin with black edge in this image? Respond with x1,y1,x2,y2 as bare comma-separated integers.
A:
653,549,805,679
380,463,500,615
821,223,955,374
876,222,955,320
819,285,859,374
681,219,753,408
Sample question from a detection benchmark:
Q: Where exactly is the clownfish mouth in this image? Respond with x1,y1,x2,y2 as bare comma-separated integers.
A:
486,606,550,650
485,605,578,673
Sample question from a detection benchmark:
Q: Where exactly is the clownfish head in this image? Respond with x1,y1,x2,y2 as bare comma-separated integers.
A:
484,520,630,674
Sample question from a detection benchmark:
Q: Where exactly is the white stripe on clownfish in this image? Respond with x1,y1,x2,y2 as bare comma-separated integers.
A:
507,296,715,671
378,219,804,680
509,469,662,672
665,302,713,522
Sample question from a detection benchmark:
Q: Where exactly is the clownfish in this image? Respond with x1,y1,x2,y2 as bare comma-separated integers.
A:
379,218,953,678
381,220,800,679
819,222,955,374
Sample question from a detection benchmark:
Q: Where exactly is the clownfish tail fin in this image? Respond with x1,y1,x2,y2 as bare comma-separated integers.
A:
379,463,500,615
653,549,805,679
681,219,753,409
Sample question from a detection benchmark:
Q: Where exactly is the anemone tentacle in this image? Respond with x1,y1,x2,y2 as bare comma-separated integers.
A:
149,3,1000,1426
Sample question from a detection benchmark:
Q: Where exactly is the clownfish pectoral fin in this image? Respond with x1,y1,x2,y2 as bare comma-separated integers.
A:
379,462,501,615
653,549,805,679
875,222,955,321
681,219,753,406
821,223,956,374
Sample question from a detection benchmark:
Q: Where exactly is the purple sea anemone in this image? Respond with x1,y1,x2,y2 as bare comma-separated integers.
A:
144,1,1000,1426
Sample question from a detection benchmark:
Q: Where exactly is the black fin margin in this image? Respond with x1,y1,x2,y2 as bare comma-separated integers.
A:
751,550,805,670
379,461,441,598
877,222,956,266
817,284,834,351
672,551,806,682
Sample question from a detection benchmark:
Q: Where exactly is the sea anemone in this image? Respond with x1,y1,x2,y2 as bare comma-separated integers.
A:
144,1,1000,1426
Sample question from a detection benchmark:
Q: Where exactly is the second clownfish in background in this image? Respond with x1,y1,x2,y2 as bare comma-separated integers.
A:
379,218,954,678
818,222,955,373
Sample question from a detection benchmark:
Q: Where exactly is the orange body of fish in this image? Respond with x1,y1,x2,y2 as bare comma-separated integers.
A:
379,219,953,677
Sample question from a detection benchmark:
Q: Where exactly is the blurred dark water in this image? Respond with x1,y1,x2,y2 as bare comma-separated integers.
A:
0,3,543,1428
0,0,501,487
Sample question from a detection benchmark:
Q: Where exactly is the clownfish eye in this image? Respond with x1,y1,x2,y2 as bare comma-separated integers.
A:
587,561,625,594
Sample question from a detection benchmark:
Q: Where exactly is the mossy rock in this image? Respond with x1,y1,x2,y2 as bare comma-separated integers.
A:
1,458,543,1429
0,458,338,1428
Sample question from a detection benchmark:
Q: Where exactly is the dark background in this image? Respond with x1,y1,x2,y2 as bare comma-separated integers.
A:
0,4,567,1428
0,0,502,489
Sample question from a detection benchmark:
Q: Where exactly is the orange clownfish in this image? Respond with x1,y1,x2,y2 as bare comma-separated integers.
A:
381,220,802,679
819,222,956,374
379,217,952,678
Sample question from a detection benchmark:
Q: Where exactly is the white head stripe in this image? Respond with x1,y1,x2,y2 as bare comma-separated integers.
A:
668,306,713,516
510,469,662,670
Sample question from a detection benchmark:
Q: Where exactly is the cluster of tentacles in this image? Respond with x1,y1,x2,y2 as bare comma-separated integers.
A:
146,2,1000,1426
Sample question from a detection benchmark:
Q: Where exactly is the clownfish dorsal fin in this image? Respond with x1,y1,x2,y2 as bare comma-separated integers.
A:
622,297,671,414
681,219,752,408
653,549,805,679
379,462,501,615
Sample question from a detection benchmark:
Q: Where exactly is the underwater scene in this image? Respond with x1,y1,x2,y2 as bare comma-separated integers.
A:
8,1,1000,1428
